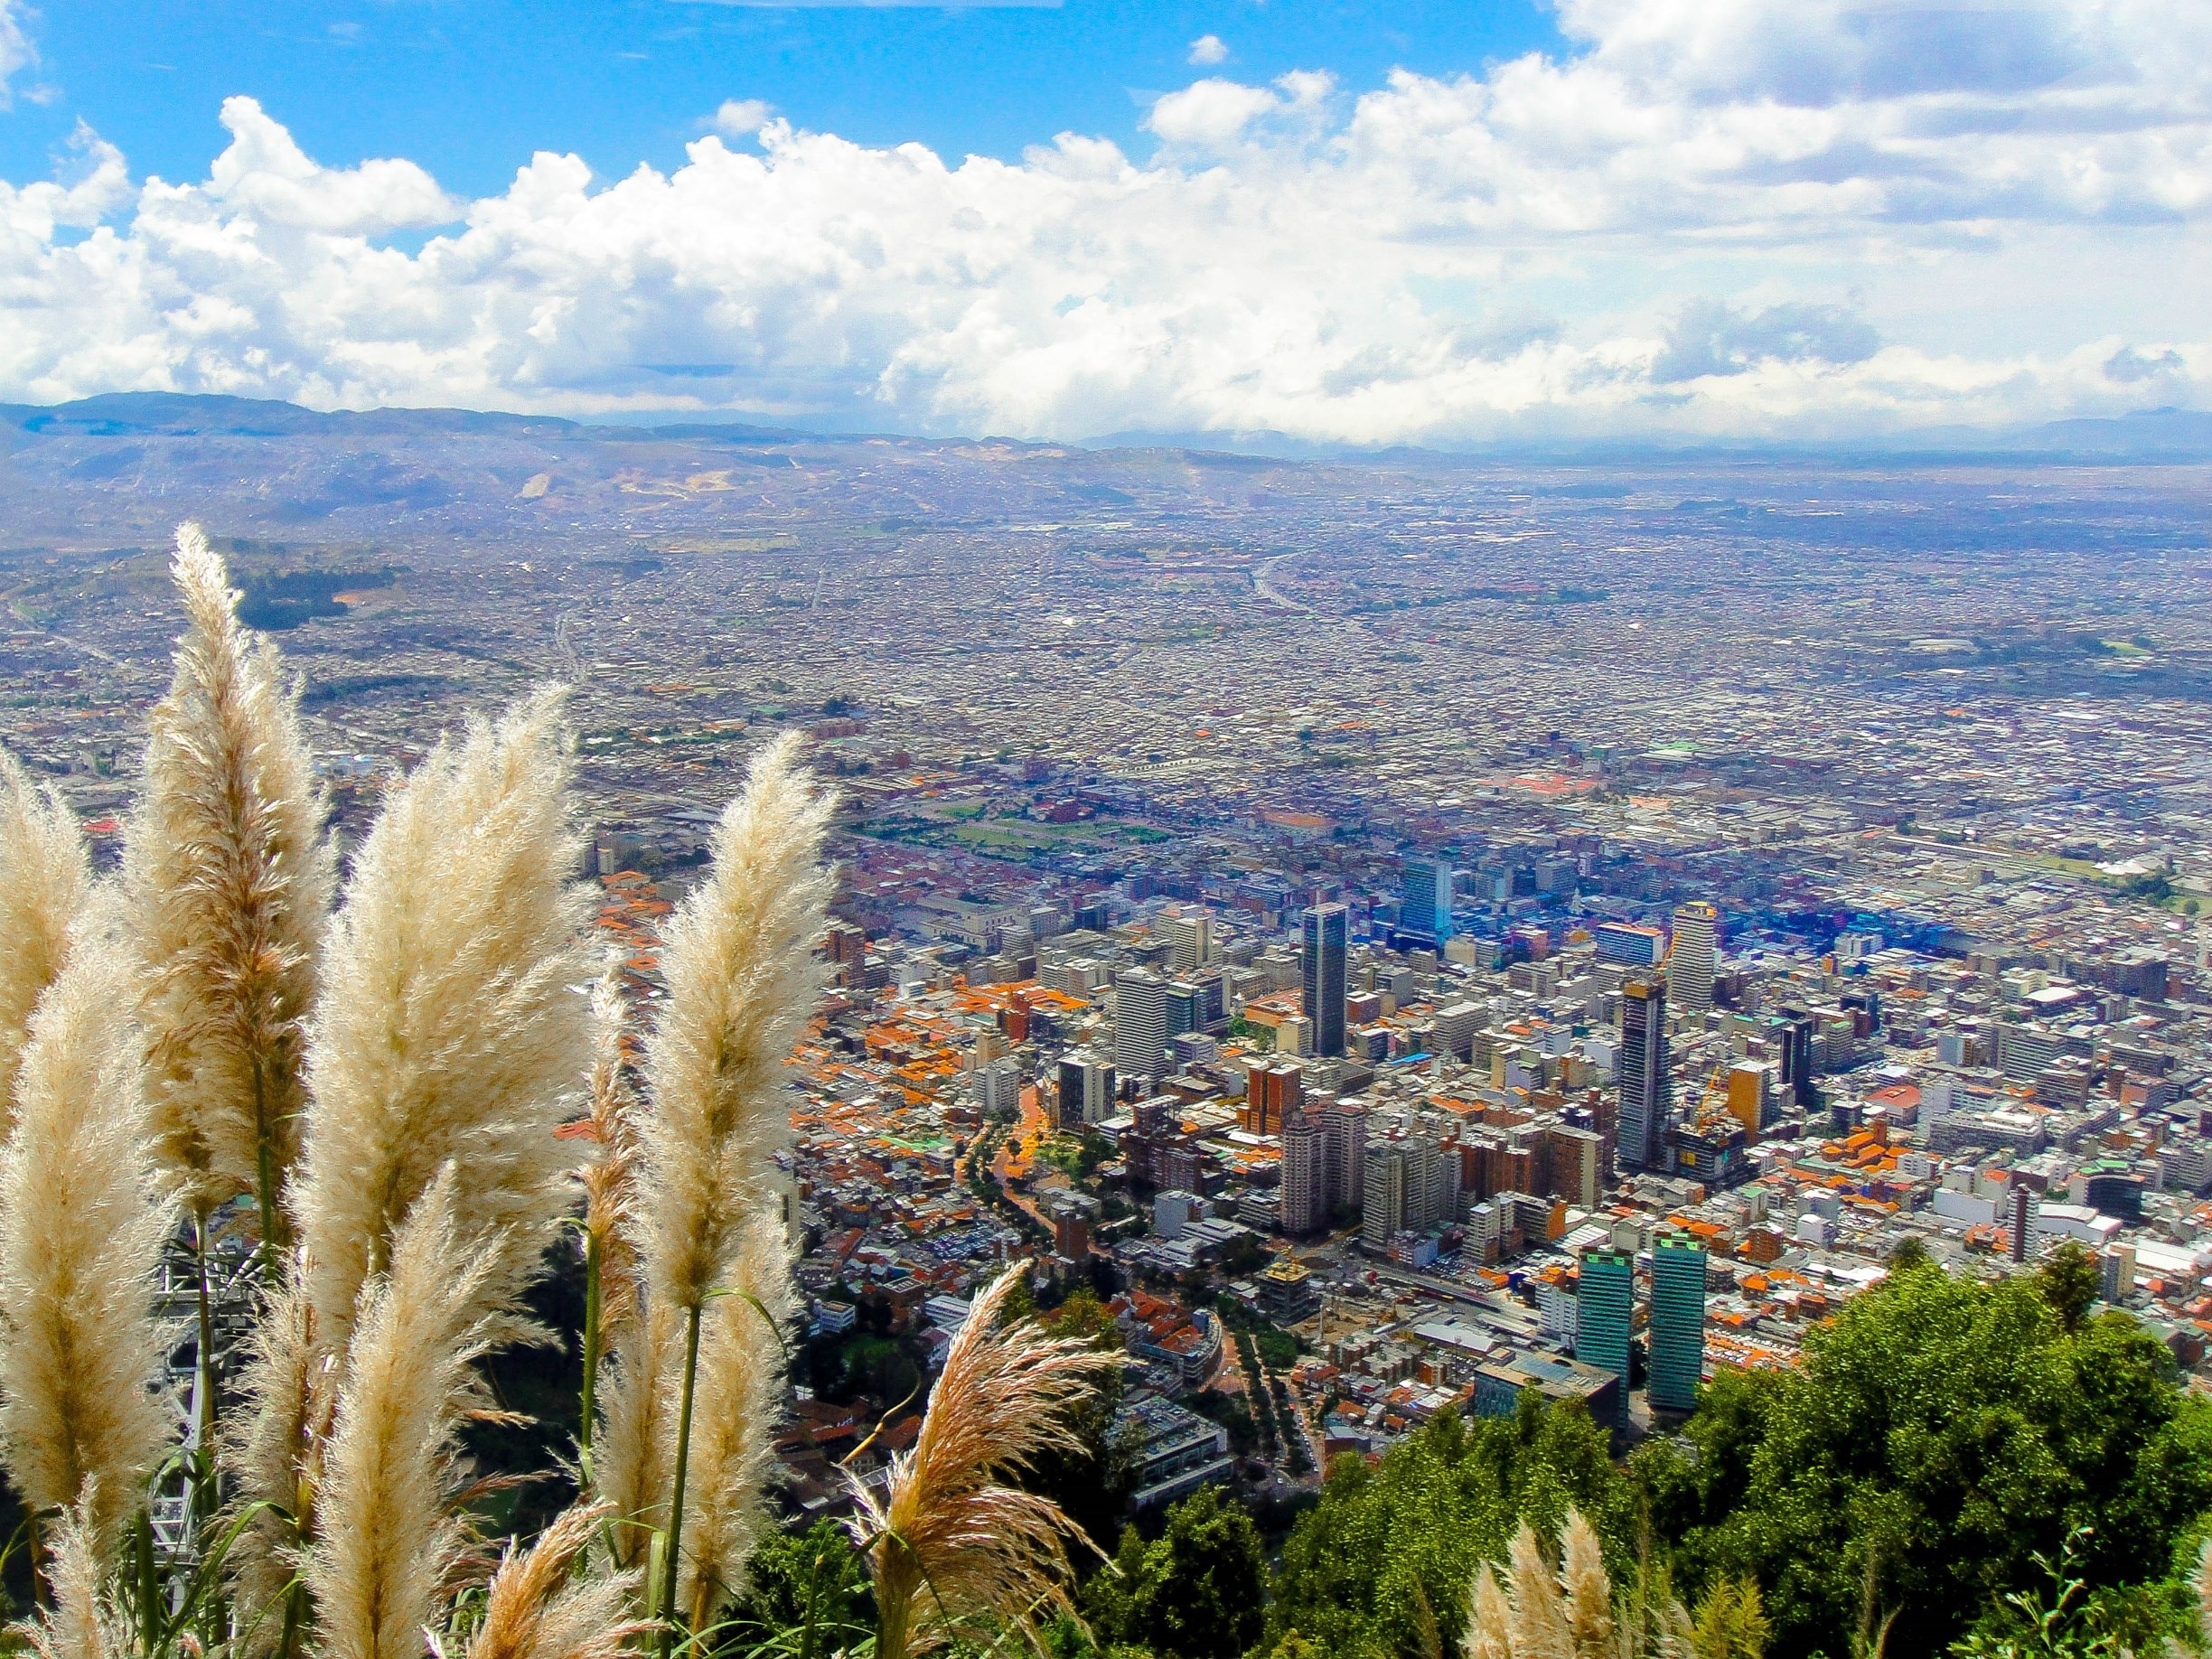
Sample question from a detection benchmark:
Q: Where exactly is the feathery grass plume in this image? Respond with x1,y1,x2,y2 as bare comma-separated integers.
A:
223,1275,339,1643
637,730,832,1314
849,1261,1122,1659
0,750,91,1120
1505,1523,1573,1659
633,732,830,1642
590,1301,680,1575
124,522,333,1244
464,1502,642,1659
292,686,594,1356
673,1219,792,1630
1559,1510,1614,1659
577,964,642,1455
1465,1562,1512,1659
14,1484,129,1659
0,930,175,1556
305,1170,496,1659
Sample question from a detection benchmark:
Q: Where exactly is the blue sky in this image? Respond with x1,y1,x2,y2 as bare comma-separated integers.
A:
0,0,2203,442
5,1,1557,200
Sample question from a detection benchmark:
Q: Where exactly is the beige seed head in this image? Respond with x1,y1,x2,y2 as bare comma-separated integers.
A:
124,521,333,1225
0,749,91,1124
0,927,176,1556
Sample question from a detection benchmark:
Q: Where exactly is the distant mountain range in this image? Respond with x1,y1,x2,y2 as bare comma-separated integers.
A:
5,392,2207,464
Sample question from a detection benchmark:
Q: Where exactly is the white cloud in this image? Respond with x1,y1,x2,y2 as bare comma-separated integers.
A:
0,0,38,108
0,0,2205,442
1187,34,1229,68
708,98,776,136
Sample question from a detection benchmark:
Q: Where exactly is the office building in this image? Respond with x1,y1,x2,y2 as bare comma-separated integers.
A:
1575,1249,1635,1426
1280,1109,1328,1234
1302,902,1349,1058
1595,922,1666,967
1245,1060,1305,1135
1320,1097,1367,1213
1163,911,1213,976
1055,1054,1115,1129
1401,858,1455,943
1114,969,1172,1080
1618,974,1671,1170
1669,901,1719,1014
1361,1140,1407,1249
1648,1234,1708,1411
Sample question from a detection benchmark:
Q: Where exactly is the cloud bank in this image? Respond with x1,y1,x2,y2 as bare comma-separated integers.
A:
1,0,2207,442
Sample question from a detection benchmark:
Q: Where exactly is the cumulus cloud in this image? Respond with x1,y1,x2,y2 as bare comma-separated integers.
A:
1652,299,1881,384
0,0,2206,440
708,98,775,136
1187,34,1229,68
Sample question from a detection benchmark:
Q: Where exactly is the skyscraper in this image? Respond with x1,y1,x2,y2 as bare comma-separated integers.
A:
1280,1109,1328,1235
1669,900,1719,1014
1648,1234,1708,1411
1401,858,1455,943
1320,1096,1367,1214
1163,911,1212,975
1575,1249,1635,1427
1055,1054,1115,1129
1360,1140,1406,1249
1302,902,1348,1058
1113,968,1171,1080
1618,974,1670,1170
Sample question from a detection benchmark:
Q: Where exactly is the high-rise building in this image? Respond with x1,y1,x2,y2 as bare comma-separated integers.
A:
1669,901,1720,1014
1360,1140,1407,1249
1595,921,1666,967
1320,1096,1367,1214
1055,1054,1116,1129
1245,1060,1305,1135
1163,911,1213,975
1575,1249,1635,1426
1617,975,1671,1170
1113,969,1171,1080
1280,1109,1328,1235
1401,858,1456,943
1648,1234,1708,1411
1302,903,1349,1058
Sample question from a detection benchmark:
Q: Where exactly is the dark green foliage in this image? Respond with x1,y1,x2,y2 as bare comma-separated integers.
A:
722,1522,874,1659
1269,1393,1630,1659
1642,1260,2212,1658
2036,1242,2102,1335
1084,1488,1267,1659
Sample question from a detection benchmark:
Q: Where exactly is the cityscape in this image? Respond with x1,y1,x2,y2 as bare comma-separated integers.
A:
7,396,2211,1535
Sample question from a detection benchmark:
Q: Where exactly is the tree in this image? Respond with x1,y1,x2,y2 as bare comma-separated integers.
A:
2036,1241,2101,1334
1645,1263,2212,1657
1088,1487,1269,1659
1270,1395,1630,1658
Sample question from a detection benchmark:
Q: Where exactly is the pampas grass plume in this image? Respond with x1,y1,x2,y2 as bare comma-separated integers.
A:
305,1170,496,1659
465,1503,642,1659
851,1261,1121,1659
1506,1523,1573,1659
14,1484,129,1659
590,1300,680,1574
1559,1510,1614,1659
125,521,333,1225
581,965,642,1340
1466,1561,1513,1659
638,732,831,1314
672,1220,792,1628
0,750,91,1119
292,686,594,1353
0,930,175,1553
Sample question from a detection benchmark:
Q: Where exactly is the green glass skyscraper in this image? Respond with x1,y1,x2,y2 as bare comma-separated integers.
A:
1649,1234,1708,1411
1575,1248,1635,1426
